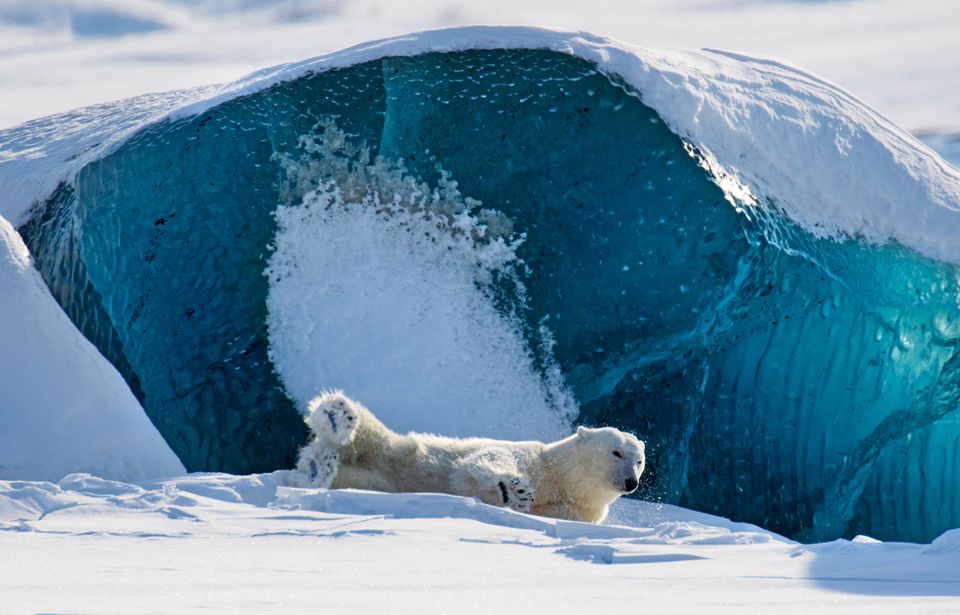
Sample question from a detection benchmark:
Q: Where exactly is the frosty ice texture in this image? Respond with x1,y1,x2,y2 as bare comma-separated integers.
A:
20,50,960,541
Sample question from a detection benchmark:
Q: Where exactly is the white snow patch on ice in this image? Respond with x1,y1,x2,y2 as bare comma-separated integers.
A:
0,216,184,482
266,130,575,439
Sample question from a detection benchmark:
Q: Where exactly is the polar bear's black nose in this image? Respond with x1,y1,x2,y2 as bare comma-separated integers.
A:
624,478,639,493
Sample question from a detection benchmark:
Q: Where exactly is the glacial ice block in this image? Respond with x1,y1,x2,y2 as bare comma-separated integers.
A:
7,37,960,542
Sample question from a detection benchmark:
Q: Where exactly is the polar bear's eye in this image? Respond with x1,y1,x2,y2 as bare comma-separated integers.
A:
612,451,622,458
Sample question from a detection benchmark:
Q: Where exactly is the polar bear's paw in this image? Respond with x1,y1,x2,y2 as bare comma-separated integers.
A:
292,442,340,488
498,476,535,513
305,391,359,446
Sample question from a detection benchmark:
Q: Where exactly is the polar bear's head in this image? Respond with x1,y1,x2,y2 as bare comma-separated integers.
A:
574,426,646,496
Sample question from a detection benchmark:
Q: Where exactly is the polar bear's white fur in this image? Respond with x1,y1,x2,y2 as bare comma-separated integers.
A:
289,391,645,523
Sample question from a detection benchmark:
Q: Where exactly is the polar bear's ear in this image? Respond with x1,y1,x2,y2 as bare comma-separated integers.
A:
576,426,588,438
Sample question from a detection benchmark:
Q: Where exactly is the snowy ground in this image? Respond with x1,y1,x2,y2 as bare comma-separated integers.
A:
3,473,960,613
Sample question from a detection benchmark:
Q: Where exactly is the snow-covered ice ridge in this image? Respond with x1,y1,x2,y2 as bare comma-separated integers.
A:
3,26,960,263
2,472,959,612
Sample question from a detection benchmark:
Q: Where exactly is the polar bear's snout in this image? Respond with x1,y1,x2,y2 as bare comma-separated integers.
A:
617,464,641,493
613,437,645,494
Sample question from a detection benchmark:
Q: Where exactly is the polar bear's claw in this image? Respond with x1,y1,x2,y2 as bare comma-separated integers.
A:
498,476,535,513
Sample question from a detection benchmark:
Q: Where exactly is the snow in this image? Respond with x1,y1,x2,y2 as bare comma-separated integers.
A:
2,472,958,612
0,216,185,482
266,139,575,440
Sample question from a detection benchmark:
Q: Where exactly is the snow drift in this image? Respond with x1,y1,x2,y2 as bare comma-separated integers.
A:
3,472,960,611
0,216,184,482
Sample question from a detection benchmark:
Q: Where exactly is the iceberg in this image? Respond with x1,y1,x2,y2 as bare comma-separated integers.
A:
0,216,184,482
3,27,960,542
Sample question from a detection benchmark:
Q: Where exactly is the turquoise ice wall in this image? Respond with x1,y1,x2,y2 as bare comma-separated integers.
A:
20,49,960,541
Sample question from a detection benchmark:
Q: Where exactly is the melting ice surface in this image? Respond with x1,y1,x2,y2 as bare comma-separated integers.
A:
7,29,960,543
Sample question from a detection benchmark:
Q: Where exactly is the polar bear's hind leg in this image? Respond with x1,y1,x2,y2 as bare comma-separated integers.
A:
451,449,536,513
499,476,535,513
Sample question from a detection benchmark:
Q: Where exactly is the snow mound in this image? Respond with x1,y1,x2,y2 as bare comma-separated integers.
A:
0,470,783,548
0,217,184,482
276,485,781,545
2,472,959,608
926,528,960,554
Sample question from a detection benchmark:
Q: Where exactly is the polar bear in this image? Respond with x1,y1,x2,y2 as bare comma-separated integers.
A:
288,391,645,523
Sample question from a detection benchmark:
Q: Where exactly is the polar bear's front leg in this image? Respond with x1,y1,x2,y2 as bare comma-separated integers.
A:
305,391,359,447
289,392,361,488
290,441,340,488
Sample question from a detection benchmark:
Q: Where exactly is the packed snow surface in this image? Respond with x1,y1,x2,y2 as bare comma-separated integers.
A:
1,472,958,612
0,216,184,482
